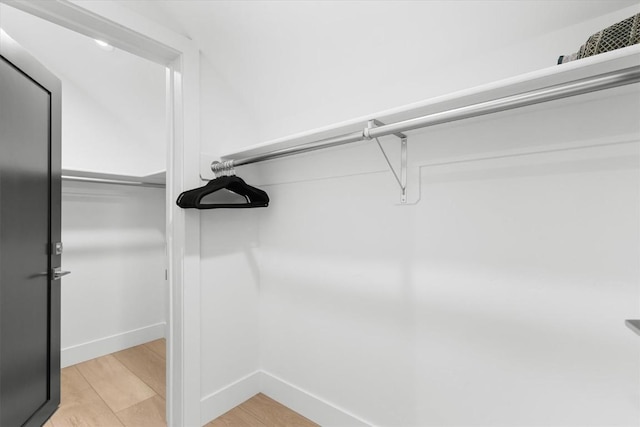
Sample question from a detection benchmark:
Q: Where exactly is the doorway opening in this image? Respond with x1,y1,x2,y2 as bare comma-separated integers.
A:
0,3,174,424
0,1,201,424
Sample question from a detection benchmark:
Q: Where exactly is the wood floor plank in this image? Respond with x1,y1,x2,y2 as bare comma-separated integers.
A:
207,406,268,427
113,344,166,398
239,393,319,427
76,354,156,413
60,366,92,404
144,339,166,360
49,386,124,427
58,347,315,427
116,395,166,427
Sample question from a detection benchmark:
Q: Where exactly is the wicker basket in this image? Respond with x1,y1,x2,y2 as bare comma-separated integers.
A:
558,13,639,64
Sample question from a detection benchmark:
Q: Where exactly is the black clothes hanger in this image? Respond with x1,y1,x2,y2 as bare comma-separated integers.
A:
176,175,269,209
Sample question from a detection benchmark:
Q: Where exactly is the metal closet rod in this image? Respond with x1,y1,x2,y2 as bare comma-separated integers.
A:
212,65,640,172
61,176,165,188
61,170,165,188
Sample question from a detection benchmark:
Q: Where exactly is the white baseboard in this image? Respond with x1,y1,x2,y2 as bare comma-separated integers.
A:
200,370,370,427
61,322,166,367
260,371,371,427
200,371,262,426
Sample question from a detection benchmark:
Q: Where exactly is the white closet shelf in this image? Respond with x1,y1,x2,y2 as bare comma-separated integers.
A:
62,169,166,188
201,44,640,179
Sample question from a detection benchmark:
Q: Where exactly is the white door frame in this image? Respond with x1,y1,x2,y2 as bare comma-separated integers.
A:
0,1,202,425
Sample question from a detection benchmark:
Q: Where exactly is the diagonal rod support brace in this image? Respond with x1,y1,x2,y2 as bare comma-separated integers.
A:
367,120,408,203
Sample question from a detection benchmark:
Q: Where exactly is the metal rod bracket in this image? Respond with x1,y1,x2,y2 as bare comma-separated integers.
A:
368,119,408,204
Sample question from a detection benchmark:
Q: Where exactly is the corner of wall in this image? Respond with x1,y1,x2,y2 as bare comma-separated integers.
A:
200,370,372,427
200,371,261,425
260,371,371,427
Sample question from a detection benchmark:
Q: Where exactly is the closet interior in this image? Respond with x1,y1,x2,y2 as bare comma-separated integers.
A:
1,1,639,426
193,3,640,426
200,45,640,426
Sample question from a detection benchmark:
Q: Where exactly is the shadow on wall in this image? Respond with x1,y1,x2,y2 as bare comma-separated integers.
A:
253,131,640,424
200,208,262,288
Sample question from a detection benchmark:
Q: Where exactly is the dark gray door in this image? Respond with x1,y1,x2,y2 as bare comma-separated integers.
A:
0,32,61,426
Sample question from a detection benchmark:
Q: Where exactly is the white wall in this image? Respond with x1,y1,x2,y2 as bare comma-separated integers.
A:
253,84,640,425
59,72,166,176
193,1,640,425
200,208,261,414
60,181,166,367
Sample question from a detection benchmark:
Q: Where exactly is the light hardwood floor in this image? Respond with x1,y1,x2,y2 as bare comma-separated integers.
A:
44,339,318,427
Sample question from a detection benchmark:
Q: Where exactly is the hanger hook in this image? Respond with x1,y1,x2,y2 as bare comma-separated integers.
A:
211,160,236,178
211,161,224,178
222,160,235,176
226,160,236,176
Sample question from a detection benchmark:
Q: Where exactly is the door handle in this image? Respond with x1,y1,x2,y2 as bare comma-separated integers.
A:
52,267,71,281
